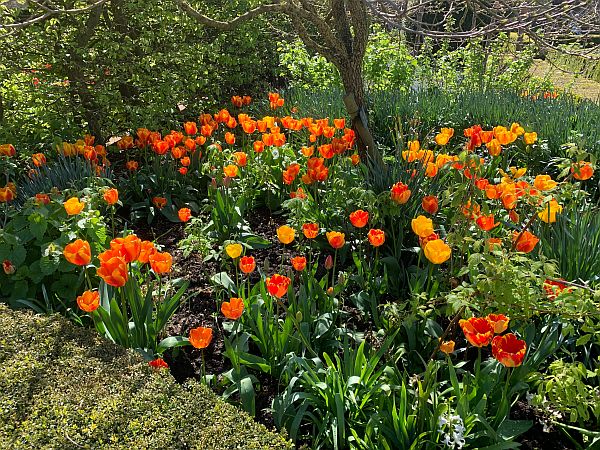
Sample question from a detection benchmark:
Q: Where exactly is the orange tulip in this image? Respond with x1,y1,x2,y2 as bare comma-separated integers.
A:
367,228,385,247
0,186,14,203
97,254,128,287
110,235,142,263
326,231,345,249
350,154,360,165
149,358,169,369
411,215,434,238
435,133,450,146
224,132,235,145
179,165,188,175
138,240,156,264
486,313,510,334
233,151,247,167
266,274,291,298
226,117,237,129
487,237,503,251
224,164,238,178
231,96,243,108
103,188,118,205
476,215,499,231
302,223,319,239
306,157,329,182
512,230,539,253
63,239,92,266
439,340,455,355
189,326,213,349
64,197,85,215
152,196,167,209
533,174,557,191
242,120,256,134
35,193,50,205
390,182,411,205
178,207,192,222
291,256,307,271
333,118,345,129
523,132,537,145
475,178,489,190
181,156,191,166
277,225,295,244
253,141,265,153
221,297,244,320
126,160,139,171
423,239,451,264
492,333,526,367
77,290,100,313
239,256,256,274
153,140,169,155
32,153,47,167
0,143,16,157
425,162,438,178
349,209,369,228
149,251,172,275
461,200,481,220
571,161,594,180
486,139,502,157
459,317,494,347
184,122,198,136
421,195,438,215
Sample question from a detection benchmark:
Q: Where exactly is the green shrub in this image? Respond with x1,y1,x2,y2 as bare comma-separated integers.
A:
0,304,292,450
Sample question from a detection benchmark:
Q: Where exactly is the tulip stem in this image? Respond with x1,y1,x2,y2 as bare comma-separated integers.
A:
331,249,338,289
201,349,206,385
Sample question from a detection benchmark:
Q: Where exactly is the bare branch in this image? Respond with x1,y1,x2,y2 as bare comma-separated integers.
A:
173,0,283,31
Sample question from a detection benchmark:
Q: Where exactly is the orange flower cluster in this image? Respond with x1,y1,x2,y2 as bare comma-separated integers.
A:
459,314,525,367
59,135,110,175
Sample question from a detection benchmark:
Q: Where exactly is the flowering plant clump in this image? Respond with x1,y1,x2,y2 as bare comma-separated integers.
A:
3,91,600,450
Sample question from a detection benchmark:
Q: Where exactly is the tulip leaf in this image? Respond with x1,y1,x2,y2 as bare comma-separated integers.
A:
156,336,190,354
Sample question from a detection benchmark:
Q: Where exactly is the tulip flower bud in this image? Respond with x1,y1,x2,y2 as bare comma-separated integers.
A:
325,255,333,270
296,311,303,322
327,287,334,296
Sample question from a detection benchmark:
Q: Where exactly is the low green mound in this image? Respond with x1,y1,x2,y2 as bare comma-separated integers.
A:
0,305,292,450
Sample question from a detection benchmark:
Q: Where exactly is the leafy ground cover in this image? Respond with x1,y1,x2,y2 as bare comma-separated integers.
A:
0,304,292,449
1,88,599,449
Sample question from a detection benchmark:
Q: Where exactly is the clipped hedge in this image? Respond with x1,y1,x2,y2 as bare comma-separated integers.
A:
0,305,292,450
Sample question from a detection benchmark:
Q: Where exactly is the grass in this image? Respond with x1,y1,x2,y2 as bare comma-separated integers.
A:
530,59,600,102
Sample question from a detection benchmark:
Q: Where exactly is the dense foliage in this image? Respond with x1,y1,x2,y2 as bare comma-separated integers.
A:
0,304,291,449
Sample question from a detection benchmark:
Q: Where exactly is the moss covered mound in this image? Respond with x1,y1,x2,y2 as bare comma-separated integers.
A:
0,305,292,449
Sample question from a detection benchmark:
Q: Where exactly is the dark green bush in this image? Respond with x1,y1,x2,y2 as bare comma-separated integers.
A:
0,0,279,148
0,305,292,450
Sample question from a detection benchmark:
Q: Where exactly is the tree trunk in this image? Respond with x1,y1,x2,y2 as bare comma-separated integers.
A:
337,60,382,168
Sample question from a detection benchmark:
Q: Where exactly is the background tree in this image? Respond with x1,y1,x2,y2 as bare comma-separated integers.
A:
173,0,599,162
2,0,599,159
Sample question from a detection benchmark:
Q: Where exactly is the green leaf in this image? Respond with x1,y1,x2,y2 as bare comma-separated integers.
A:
497,419,533,440
156,336,190,354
